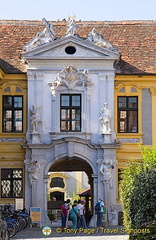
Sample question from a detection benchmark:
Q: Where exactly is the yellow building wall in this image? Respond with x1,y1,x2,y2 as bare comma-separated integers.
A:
114,75,156,203
0,72,27,204
1,71,156,206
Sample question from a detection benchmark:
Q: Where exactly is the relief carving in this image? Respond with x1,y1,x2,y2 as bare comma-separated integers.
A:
51,65,90,90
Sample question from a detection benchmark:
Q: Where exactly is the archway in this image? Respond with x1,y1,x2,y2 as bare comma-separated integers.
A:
47,157,94,225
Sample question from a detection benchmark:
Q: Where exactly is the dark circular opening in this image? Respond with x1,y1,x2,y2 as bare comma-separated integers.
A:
65,46,76,55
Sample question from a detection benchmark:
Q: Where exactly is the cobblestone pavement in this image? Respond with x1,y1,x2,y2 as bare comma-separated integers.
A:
11,226,129,240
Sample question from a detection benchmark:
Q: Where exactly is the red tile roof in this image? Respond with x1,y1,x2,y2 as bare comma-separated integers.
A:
0,20,155,74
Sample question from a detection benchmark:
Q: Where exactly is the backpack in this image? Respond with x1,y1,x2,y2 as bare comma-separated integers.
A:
95,201,101,211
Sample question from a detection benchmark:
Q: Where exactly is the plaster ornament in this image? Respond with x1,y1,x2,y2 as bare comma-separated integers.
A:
87,28,117,51
99,102,111,133
52,65,90,90
28,160,40,186
100,159,114,188
66,16,77,36
30,105,41,133
24,18,56,51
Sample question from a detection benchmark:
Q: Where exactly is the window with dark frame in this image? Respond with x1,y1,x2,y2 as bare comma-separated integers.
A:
60,94,81,132
1,169,23,198
3,96,23,132
118,96,138,133
50,177,65,188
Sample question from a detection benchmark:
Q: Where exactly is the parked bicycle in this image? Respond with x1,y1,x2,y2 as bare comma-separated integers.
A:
1,204,31,238
0,208,10,240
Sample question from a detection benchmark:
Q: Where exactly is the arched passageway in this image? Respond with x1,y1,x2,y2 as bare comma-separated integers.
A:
48,157,94,225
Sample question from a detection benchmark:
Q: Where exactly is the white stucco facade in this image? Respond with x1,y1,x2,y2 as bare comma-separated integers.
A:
22,21,120,226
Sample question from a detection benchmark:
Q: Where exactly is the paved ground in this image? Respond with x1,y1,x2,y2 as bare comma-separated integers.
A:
11,225,129,240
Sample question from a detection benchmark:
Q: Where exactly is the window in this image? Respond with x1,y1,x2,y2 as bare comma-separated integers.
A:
1,169,23,198
50,177,65,188
60,94,81,132
118,96,138,133
3,96,23,132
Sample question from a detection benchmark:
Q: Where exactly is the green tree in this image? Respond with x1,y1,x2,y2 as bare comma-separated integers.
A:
119,145,156,239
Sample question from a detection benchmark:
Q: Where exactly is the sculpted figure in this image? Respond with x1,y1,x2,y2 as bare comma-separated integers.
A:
100,159,114,188
87,28,114,49
99,102,111,133
66,17,77,36
28,160,40,186
30,105,40,132
24,18,56,51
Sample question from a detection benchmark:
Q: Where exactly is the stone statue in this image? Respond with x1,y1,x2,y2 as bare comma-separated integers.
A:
99,102,111,133
66,17,77,36
100,159,114,188
24,18,56,51
30,105,40,132
87,28,115,50
28,160,40,186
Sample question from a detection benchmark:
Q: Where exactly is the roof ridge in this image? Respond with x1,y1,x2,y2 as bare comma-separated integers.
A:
0,19,155,26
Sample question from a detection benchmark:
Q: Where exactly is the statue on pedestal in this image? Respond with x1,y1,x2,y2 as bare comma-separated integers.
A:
30,105,40,133
66,17,77,36
99,102,111,133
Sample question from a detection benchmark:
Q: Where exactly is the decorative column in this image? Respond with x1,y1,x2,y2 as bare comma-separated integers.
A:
107,72,116,141
150,88,156,144
89,174,98,227
98,151,118,226
27,159,41,207
42,175,51,226
27,71,43,143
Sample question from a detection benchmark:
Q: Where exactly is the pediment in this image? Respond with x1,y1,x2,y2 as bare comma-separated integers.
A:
23,36,119,60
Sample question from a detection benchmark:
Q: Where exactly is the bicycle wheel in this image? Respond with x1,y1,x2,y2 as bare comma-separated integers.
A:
2,229,10,240
26,216,32,227
7,222,16,238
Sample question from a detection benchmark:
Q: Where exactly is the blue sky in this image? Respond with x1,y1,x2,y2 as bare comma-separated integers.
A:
1,0,156,21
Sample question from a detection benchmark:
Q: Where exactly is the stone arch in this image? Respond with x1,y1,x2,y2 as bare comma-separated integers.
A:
46,155,95,226
44,154,97,177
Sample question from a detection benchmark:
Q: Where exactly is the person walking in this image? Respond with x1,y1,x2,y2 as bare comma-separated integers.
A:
77,199,87,229
95,197,104,228
60,201,67,228
69,200,80,229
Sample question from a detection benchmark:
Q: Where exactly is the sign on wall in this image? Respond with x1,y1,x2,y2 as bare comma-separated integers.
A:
15,198,24,210
30,207,41,223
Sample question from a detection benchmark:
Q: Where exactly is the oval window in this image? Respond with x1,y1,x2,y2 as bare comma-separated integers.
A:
65,46,76,55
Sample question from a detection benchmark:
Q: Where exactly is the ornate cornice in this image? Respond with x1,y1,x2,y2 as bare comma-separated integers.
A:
27,71,44,80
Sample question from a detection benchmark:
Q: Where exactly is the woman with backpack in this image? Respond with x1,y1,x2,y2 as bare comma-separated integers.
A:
95,197,104,228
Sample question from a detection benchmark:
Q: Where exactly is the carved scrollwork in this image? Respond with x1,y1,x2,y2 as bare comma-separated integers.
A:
51,65,90,90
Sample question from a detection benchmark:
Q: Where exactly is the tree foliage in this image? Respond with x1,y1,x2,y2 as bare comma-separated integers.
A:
119,146,156,239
